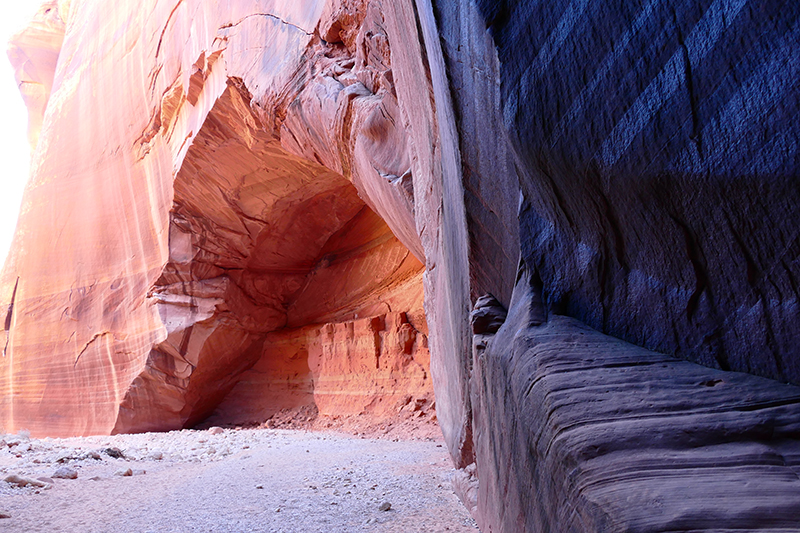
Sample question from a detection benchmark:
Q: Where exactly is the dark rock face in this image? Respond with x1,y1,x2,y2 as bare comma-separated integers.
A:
472,267,800,531
442,0,800,383
469,295,507,335
430,0,800,530
429,1,520,309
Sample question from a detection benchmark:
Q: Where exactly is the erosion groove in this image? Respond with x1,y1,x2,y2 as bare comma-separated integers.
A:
472,269,800,531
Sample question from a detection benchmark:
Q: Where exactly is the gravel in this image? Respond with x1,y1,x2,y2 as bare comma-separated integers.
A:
0,428,479,532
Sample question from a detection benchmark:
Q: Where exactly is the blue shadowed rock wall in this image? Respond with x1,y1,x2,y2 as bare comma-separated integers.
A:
423,0,800,530
452,0,800,383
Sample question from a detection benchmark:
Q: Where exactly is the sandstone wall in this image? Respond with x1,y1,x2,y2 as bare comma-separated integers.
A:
472,266,800,531
0,0,434,438
464,0,800,384
429,0,800,530
207,308,432,427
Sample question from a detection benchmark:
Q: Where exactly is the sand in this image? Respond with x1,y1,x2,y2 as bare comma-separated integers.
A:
0,425,479,532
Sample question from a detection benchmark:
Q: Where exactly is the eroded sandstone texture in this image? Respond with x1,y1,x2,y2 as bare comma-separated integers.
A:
433,0,800,530
206,310,431,427
1,0,432,437
473,267,800,530
4,0,800,530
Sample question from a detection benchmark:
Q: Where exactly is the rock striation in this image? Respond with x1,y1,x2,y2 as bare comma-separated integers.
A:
0,0,430,437
205,310,431,427
3,0,800,531
432,0,800,529
473,267,800,531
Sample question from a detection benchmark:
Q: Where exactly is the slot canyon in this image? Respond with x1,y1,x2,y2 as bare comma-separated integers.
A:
1,0,800,531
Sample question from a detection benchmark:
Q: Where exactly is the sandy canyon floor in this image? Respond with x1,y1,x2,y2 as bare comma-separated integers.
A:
0,419,479,532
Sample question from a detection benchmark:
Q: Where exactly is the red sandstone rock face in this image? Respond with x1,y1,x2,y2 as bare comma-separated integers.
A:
0,0,440,439
207,309,432,427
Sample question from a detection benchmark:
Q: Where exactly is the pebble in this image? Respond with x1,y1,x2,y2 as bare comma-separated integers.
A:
12,442,32,453
3,474,50,488
103,447,125,459
52,466,78,479
114,468,133,477
208,427,224,435
379,501,392,511
0,511,10,519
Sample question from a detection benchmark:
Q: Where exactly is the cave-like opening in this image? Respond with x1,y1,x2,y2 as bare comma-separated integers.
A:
113,81,434,434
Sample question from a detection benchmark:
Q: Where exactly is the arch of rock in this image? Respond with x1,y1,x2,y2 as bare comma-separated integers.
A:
3,1,800,531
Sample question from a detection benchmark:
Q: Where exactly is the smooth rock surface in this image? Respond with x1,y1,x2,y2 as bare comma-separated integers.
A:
384,0,476,468
3,474,49,489
51,466,77,480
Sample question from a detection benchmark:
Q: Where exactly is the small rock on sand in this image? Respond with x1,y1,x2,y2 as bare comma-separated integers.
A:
4,474,49,488
208,427,224,435
53,466,78,479
0,511,11,519
102,447,125,459
114,468,133,477
379,501,392,511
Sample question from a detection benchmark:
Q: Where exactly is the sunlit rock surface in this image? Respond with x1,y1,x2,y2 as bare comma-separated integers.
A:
0,0,430,438
3,0,800,530
7,1,65,151
206,309,431,427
